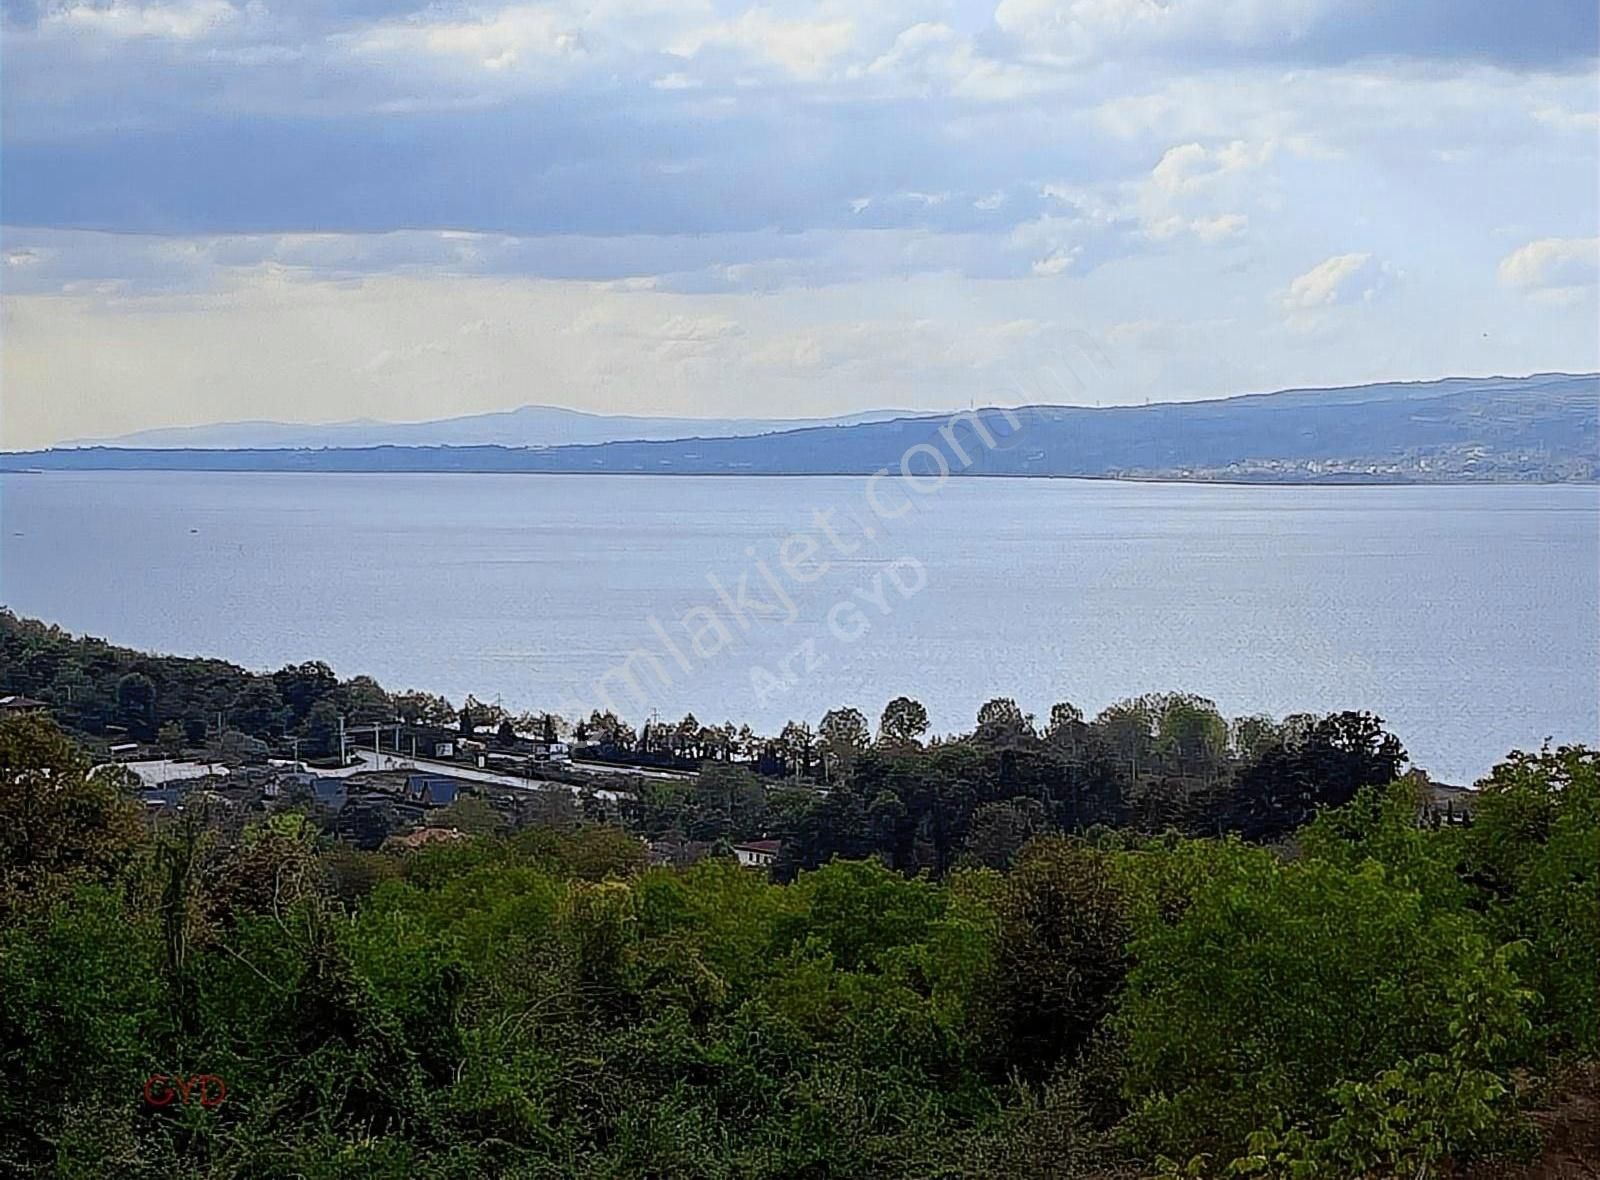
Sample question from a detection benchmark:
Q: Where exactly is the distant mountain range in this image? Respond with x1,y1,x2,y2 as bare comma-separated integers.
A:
11,373,1597,483
65,406,922,450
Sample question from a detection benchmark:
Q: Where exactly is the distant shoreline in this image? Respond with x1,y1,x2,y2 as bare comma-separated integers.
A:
7,373,1595,484
1,459,1596,488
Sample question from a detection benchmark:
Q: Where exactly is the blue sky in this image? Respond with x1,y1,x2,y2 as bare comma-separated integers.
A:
2,0,1597,446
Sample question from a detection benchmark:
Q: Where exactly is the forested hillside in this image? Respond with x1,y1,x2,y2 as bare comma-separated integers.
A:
1,711,1595,1177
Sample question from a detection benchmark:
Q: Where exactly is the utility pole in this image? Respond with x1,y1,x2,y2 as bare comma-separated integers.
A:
338,715,346,766
342,723,397,768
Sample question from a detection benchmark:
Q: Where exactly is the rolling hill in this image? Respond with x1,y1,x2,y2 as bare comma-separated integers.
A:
63,405,921,450
13,373,1597,483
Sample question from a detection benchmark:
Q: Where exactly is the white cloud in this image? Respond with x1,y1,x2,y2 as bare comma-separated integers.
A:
990,0,1592,71
1148,139,1274,195
1190,212,1249,242
994,0,1330,65
1144,210,1249,242
1134,139,1268,241
1530,105,1600,133
669,9,855,79
1278,252,1392,311
1497,237,1600,301
1104,318,1165,347
861,21,1053,101
2,1,1596,443
865,21,958,78
0,268,1102,447
352,7,584,74
5,242,1594,451
651,313,744,342
1031,248,1077,276
45,0,239,40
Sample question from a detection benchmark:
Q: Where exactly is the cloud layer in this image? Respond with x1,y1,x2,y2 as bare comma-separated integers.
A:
2,0,1596,446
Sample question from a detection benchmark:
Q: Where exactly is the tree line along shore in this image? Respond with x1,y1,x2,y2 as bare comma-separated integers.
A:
0,608,1595,1177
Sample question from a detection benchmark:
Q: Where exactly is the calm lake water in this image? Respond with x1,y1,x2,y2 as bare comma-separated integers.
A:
1,471,1595,784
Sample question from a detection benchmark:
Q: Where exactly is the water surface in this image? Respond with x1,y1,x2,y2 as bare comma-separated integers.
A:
2,471,1594,784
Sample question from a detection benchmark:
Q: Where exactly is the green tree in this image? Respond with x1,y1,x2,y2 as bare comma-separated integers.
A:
336,674,393,725
779,719,815,777
273,660,338,723
959,798,1046,869
778,858,946,973
975,697,1033,743
1044,701,1086,754
0,886,166,1170
231,676,288,737
156,720,185,757
1150,693,1228,781
115,671,157,739
1096,697,1156,779
818,706,871,779
392,689,456,727
303,699,343,759
980,836,1130,1082
1223,711,1407,842
1229,713,1280,761
1462,746,1599,1054
0,715,144,911
335,797,402,850
1118,842,1524,1162
515,822,648,880
878,696,929,749
689,761,767,842
435,796,503,837
322,846,402,904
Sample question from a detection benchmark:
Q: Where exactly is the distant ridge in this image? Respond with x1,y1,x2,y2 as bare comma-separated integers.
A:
64,405,925,450
13,373,1597,484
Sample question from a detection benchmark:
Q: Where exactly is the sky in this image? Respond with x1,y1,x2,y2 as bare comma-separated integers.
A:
1,0,1597,448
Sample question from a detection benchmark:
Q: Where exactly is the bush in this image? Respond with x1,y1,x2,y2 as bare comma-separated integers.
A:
1118,846,1534,1162
1463,747,1600,1055
979,836,1131,1082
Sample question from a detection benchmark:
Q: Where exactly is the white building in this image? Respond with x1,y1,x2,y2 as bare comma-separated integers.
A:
733,840,781,869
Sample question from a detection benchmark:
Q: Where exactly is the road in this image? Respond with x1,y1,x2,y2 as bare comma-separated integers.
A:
571,757,696,782
330,750,635,802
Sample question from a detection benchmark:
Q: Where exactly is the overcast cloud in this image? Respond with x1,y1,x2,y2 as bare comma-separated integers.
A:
2,0,1596,446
